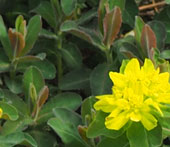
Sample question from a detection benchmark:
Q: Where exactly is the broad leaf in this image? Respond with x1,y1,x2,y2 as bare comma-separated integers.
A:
0,101,18,121
97,134,129,147
32,1,57,29
61,43,82,69
48,108,88,147
87,111,124,138
0,132,37,147
38,92,82,123
127,122,149,147
61,0,77,16
59,67,91,90
90,63,114,95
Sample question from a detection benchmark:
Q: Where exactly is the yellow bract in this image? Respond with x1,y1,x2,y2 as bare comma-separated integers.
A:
94,58,170,131
0,108,2,118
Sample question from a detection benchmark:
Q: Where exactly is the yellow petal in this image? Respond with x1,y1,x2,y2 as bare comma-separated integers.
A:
109,72,126,87
94,98,115,112
96,95,114,100
141,112,157,131
105,111,129,130
0,108,2,118
124,58,140,77
129,111,141,122
158,72,169,83
142,58,155,73
108,107,122,117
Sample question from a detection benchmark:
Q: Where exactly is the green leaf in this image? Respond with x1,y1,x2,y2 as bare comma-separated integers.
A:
38,92,82,123
87,111,124,138
2,89,28,115
0,101,18,121
60,21,104,50
61,0,77,16
103,7,122,48
48,108,88,147
108,0,126,11
18,59,56,80
122,0,138,28
81,96,96,124
32,1,57,29
0,132,37,147
0,49,10,73
1,115,33,135
97,134,129,147
98,0,107,34
4,75,22,94
160,50,170,59
59,67,91,90
147,124,162,147
29,130,57,147
0,15,12,60
61,43,82,69
148,20,167,50
134,16,145,48
77,8,97,25
23,66,45,102
20,15,42,56
90,63,114,95
127,122,149,147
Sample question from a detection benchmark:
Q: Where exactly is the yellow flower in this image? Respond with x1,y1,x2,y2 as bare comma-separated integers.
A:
0,108,2,118
94,58,170,131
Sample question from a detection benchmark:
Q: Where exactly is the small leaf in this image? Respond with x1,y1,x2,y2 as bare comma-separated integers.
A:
0,132,37,147
148,20,167,50
15,15,27,37
0,101,19,121
97,134,129,147
81,96,96,124
8,28,25,57
61,0,77,16
16,55,42,63
38,86,49,108
98,0,107,34
61,43,82,69
18,59,56,80
20,15,42,56
127,122,149,147
134,16,145,48
141,24,157,59
32,1,57,29
90,63,114,95
160,50,170,59
38,92,82,123
1,115,33,135
48,108,87,147
103,7,122,48
23,66,45,103
147,124,162,147
59,67,91,90
29,130,57,147
0,15,13,60
4,75,22,94
108,0,126,11
87,111,124,138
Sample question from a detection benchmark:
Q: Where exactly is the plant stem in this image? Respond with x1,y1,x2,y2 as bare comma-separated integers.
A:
105,48,112,64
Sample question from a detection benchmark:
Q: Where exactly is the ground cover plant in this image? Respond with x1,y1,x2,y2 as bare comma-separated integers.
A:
0,0,170,146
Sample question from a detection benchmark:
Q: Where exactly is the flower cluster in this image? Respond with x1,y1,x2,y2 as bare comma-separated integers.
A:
94,58,170,131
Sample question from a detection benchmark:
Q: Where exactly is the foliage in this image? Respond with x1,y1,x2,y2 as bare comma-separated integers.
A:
0,0,170,146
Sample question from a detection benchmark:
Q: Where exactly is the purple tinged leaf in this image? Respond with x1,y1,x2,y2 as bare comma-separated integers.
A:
141,24,157,60
103,7,122,49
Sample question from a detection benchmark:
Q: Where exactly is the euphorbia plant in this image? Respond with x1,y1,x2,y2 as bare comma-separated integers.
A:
80,58,170,146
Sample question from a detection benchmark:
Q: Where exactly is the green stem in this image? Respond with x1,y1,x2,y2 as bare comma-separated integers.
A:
105,48,112,64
